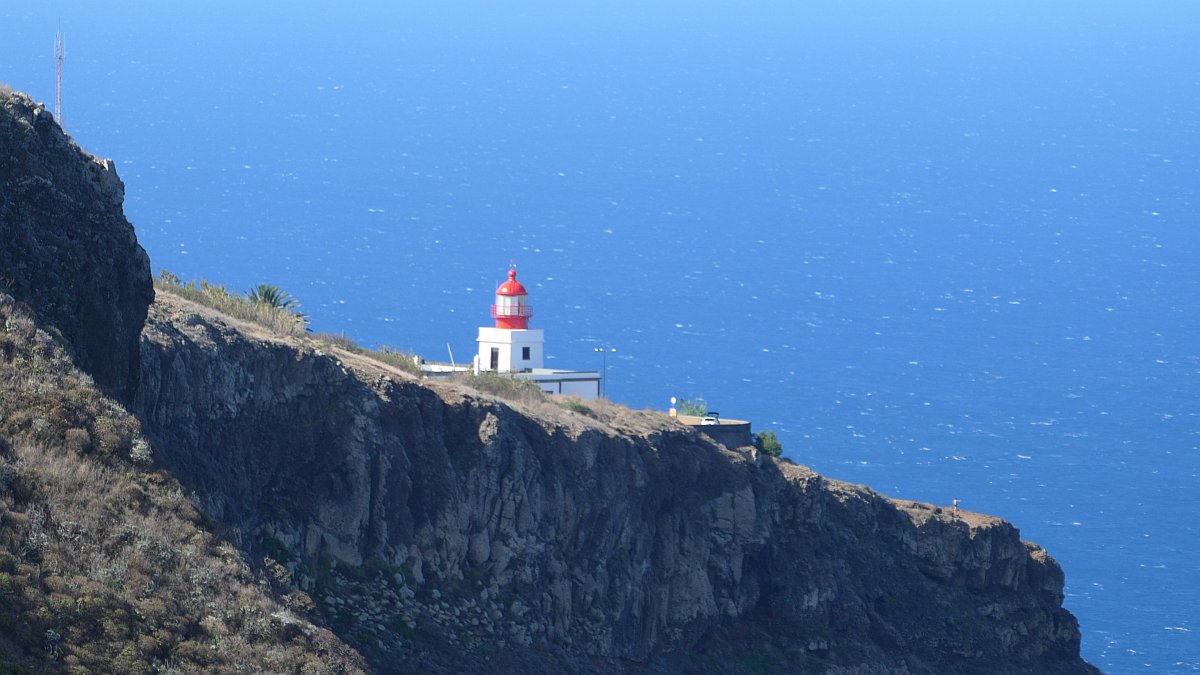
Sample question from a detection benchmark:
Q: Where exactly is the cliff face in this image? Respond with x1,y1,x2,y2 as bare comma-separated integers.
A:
0,92,152,402
136,293,1097,674
1,86,1098,674
0,91,362,673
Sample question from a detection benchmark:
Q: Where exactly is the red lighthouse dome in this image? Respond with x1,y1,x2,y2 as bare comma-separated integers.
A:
491,268,533,329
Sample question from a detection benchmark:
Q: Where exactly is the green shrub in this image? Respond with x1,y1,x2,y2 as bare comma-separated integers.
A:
678,397,708,416
754,430,783,457
562,399,594,416
246,284,301,312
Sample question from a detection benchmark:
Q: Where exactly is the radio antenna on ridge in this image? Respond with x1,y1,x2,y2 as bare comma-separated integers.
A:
54,32,64,128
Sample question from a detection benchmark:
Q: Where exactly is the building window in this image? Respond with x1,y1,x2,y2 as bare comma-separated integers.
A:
490,348,499,370
522,346,531,360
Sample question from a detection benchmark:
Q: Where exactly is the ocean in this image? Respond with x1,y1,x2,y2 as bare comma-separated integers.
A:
4,2,1198,671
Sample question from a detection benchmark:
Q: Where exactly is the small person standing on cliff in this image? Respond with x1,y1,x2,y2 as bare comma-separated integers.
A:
952,498,959,514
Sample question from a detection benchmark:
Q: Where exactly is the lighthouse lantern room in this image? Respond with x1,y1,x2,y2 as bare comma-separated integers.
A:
476,268,545,373
491,268,533,329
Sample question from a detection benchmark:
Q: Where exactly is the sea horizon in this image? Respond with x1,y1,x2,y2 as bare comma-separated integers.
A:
4,2,1198,671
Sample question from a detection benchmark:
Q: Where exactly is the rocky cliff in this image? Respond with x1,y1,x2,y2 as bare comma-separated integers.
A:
1,87,1099,673
134,292,1097,674
0,92,152,403
1,89,362,673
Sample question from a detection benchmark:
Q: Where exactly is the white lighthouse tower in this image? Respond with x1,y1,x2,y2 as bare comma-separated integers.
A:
447,265,600,399
476,267,544,373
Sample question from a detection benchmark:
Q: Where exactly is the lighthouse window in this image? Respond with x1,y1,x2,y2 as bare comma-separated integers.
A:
522,347,531,361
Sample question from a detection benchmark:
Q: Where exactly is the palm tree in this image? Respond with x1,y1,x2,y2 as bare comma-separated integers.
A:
246,284,299,310
246,283,310,330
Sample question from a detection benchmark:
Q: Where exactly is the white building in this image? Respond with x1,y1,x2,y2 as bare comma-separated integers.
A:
465,267,601,400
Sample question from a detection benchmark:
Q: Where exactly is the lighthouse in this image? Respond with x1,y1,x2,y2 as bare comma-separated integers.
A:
450,265,600,399
476,267,545,373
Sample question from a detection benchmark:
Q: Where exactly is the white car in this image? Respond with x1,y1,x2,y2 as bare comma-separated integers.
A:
700,412,720,425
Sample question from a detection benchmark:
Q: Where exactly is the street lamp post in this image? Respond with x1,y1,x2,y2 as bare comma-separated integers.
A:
594,347,616,398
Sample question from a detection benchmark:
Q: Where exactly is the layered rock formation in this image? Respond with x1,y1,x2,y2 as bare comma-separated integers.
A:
135,293,1098,674
1,87,1099,673
0,92,152,403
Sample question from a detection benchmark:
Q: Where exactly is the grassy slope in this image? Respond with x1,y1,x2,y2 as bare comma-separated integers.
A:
0,293,364,674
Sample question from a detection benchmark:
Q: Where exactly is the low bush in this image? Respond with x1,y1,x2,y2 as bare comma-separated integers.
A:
754,430,783,457
451,371,546,406
678,397,708,416
561,399,594,417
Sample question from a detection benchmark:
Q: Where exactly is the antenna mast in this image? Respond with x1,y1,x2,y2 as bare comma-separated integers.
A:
55,33,64,128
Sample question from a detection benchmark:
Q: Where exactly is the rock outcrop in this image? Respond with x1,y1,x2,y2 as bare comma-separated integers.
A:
0,90,152,403
1,86,1099,673
135,293,1099,674
1,89,362,673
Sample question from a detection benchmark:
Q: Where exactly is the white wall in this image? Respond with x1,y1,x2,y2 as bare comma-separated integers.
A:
559,379,600,400
476,327,544,372
521,375,600,400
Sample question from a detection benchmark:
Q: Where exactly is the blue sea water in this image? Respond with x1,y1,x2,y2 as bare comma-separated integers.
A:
4,2,1199,671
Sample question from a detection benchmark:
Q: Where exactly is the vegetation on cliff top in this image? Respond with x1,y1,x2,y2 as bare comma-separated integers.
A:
154,272,610,417
153,263,785,455
155,270,310,337
754,430,784,457
0,86,1097,674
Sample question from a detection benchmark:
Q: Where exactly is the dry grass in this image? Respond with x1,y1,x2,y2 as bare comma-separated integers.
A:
540,395,679,436
152,275,606,421
155,270,308,338
447,371,548,407
150,281,665,443
311,331,563,408
0,293,363,673
309,332,422,376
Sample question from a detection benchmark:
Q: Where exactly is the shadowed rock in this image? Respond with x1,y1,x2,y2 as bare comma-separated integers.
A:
0,90,152,403
0,84,1099,675
136,291,1101,674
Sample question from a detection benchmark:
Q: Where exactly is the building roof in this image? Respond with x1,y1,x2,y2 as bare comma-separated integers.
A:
496,268,528,297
